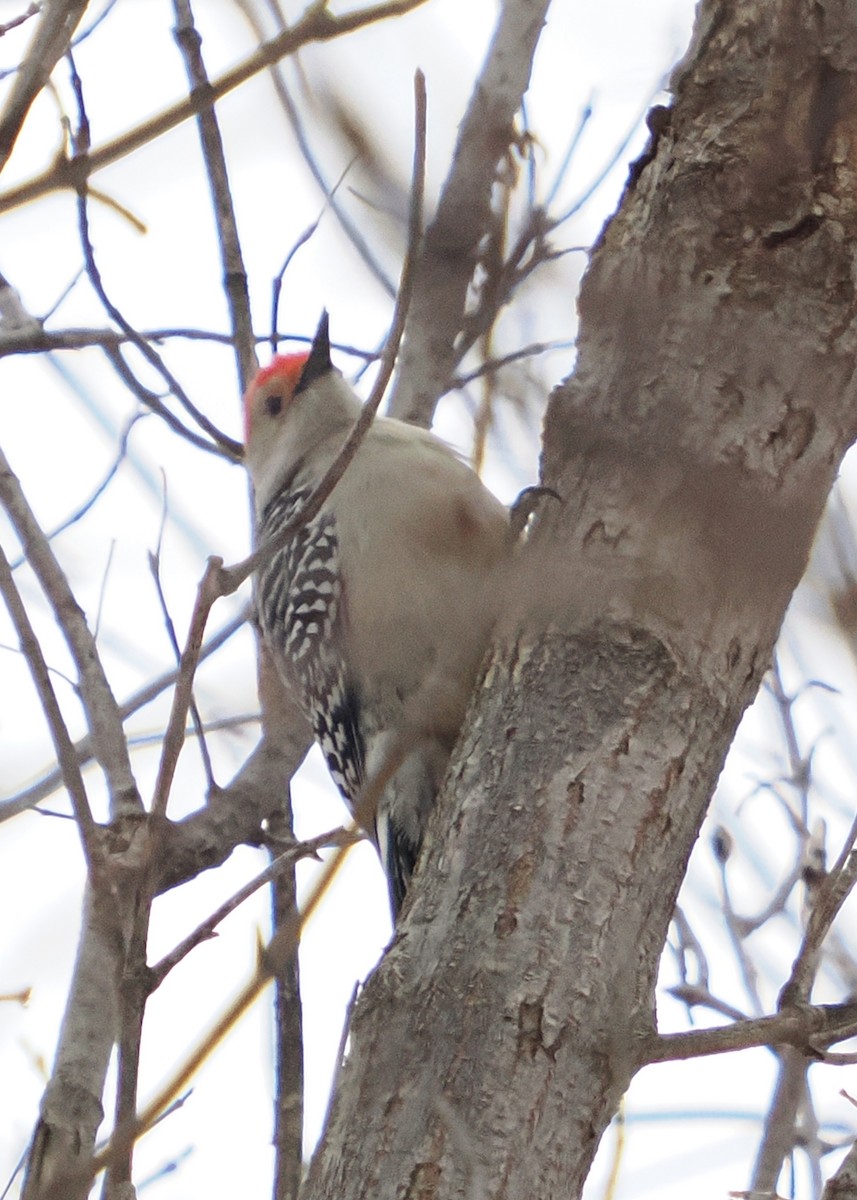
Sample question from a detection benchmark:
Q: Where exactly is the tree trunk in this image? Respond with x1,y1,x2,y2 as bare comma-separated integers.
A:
302,1,857,1196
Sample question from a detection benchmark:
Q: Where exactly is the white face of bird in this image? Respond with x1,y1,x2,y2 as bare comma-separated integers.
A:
242,353,311,502
242,312,334,506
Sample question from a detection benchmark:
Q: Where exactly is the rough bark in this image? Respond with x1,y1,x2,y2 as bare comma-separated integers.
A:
825,1139,857,1200
301,2,857,1197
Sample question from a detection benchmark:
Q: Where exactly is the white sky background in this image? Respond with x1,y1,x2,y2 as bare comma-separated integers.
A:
3,0,857,1197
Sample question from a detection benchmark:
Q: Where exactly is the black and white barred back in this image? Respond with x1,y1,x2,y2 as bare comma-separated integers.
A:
256,486,366,807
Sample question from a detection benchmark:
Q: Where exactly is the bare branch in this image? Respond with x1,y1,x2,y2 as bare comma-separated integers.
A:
0,0,89,173
65,55,243,460
0,317,377,360
781,808,857,1007
0,543,98,868
9,412,147,571
0,0,432,215
363,68,426,412
647,1002,857,1065
21,883,131,1200
267,804,303,1200
388,0,551,426
0,445,141,819
151,556,226,820
0,4,40,41
148,485,216,794
453,338,574,389
751,1048,810,1198
0,325,260,355
270,160,356,352
150,825,359,988
172,0,256,392
99,342,237,460
234,0,397,300
0,607,248,822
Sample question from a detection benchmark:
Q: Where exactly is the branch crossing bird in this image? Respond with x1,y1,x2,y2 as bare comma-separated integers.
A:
243,313,510,916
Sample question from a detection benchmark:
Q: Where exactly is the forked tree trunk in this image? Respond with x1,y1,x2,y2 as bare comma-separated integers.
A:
302,2,857,1197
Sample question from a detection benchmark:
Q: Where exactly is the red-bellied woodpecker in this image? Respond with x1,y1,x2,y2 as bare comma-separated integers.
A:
243,313,509,916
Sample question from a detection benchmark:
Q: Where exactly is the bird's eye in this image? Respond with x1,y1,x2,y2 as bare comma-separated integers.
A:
265,394,283,418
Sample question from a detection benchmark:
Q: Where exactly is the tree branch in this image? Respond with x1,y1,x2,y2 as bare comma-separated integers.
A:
172,0,257,393
646,1003,857,1064
0,445,141,819
0,544,98,867
0,0,431,215
388,0,551,425
0,0,89,173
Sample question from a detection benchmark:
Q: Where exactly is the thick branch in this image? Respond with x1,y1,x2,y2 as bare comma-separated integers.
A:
21,884,131,1200
300,2,857,1197
388,0,550,425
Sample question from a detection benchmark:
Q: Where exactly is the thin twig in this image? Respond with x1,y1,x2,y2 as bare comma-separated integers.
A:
267,802,303,1200
0,608,248,822
150,557,226,820
41,266,86,322
148,480,215,792
364,68,425,410
670,905,711,994
717,851,764,1016
0,322,376,359
99,343,238,459
0,544,98,869
453,339,574,389
236,0,397,299
149,824,359,988
750,1048,809,1198
8,412,148,571
544,96,593,208
67,48,242,458
0,444,141,819
0,4,40,40
553,84,663,225
781,807,857,1007
270,159,356,352
766,659,814,828
666,983,750,1026
0,0,432,216
126,713,258,748
172,0,256,392
92,540,115,642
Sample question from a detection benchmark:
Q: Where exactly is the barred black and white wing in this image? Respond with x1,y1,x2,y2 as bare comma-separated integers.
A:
256,487,365,806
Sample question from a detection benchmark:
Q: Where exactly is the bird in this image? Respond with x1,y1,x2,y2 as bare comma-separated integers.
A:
243,312,510,916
